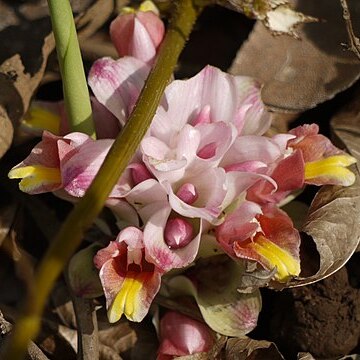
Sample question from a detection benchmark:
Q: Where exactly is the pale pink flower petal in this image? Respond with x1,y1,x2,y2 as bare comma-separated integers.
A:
221,171,276,211
141,124,201,183
61,139,114,197
221,135,285,169
195,121,237,166
125,179,168,215
105,198,140,228
88,56,150,126
150,66,270,140
166,168,227,224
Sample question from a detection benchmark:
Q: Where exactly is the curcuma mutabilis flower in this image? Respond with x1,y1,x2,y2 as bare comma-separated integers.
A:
8,0,357,342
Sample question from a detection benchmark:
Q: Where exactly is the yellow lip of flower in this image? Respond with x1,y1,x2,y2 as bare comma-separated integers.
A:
8,165,61,192
21,106,61,135
108,272,147,323
122,0,159,15
249,235,300,282
305,154,357,186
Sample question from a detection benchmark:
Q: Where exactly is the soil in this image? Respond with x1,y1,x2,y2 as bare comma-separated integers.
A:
254,254,360,359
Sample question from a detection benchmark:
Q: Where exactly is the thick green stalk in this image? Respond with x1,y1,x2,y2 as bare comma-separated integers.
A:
4,0,202,358
48,0,95,137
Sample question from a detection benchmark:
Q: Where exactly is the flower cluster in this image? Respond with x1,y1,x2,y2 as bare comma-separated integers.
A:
9,0,356,349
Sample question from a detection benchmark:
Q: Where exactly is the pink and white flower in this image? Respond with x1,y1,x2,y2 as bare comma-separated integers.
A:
8,14,357,324
94,226,162,322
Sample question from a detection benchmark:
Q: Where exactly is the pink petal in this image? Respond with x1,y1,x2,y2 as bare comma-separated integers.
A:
221,135,284,169
161,66,237,129
105,198,140,228
224,160,267,173
137,11,164,49
158,66,269,136
234,79,271,135
216,201,262,255
8,131,91,194
61,139,114,197
221,171,275,211
166,168,227,224
94,241,121,270
88,57,150,126
288,124,341,162
125,179,168,215
195,122,237,165
246,150,305,205
91,97,121,139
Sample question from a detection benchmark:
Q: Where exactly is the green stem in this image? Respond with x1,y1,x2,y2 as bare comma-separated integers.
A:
4,0,203,358
48,0,96,137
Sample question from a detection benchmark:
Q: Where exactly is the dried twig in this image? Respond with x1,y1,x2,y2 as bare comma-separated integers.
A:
340,0,360,60
65,269,99,360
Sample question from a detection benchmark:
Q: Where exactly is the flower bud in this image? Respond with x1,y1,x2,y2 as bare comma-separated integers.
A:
164,218,193,249
131,163,153,185
176,183,198,204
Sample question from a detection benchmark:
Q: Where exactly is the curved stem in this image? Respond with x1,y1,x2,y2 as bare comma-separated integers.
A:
48,0,96,137
4,0,203,358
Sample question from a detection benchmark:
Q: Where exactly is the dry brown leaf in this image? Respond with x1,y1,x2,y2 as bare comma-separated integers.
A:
218,0,317,37
76,0,114,40
0,28,55,154
331,86,360,172
0,0,114,155
98,321,137,354
0,108,13,159
284,173,360,287
37,320,77,359
274,87,360,287
225,337,285,360
230,0,360,112
297,353,316,360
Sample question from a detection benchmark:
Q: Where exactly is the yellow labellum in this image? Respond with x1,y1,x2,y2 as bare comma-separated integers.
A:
122,0,158,15
22,106,61,135
139,0,159,14
8,165,61,192
305,155,357,185
250,235,300,281
108,273,145,323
